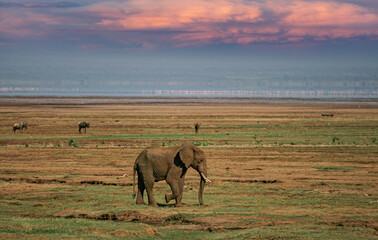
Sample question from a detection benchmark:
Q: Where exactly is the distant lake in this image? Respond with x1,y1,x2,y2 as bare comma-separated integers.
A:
1,53,377,99
1,89,377,99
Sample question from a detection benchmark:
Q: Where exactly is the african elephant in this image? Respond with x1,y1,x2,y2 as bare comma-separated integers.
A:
132,142,211,207
78,121,90,133
13,122,28,134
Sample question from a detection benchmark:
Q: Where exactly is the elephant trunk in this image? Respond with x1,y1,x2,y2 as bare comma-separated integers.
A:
198,169,210,205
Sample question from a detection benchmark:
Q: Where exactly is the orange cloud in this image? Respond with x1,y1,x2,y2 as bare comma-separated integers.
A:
270,0,378,40
92,0,262,31
89,0,377,46
0,0,377,47
282,1,378,27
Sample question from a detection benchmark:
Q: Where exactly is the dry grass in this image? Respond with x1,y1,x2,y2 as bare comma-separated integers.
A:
0,98,377,239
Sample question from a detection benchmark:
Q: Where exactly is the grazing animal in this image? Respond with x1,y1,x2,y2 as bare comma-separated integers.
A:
321,114,334,117
78,121,90,133
133,142,211,207
13,122,28,134
194,122,201,135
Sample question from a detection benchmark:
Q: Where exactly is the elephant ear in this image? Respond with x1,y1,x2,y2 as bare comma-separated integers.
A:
179,143,194,169
193,146,205,161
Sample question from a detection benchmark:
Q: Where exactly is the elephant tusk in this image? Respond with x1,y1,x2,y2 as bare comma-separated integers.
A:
200,172,212,183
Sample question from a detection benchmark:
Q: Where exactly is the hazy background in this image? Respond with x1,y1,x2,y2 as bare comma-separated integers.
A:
1,0,377,97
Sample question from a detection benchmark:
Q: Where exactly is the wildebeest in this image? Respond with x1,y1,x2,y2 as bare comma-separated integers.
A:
194,122,201,135
78,121,90,133
13,122,28,134
321,114,334,117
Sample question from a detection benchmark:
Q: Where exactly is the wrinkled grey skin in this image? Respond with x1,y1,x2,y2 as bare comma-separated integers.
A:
13,122,28,134
78,122,90,133
133,142,210,207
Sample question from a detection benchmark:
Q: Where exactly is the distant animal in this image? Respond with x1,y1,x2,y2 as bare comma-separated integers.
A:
194,122,201,135
321,114,334,117
78,121,90,133
133,142,211,207
13,122,28,134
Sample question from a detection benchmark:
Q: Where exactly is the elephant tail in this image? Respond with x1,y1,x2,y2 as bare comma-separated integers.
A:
132,163,137,199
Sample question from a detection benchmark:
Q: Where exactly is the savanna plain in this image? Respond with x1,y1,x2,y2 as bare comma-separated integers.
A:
0,97,377,239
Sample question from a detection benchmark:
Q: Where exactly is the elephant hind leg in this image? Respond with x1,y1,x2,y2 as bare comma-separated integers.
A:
144,177,158,207
136,173,146,205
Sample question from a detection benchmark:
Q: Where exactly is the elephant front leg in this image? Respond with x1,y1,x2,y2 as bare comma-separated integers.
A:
166,176,185,207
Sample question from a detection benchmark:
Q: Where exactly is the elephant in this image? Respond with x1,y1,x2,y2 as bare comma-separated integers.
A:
78,121,90,133
132,142,211,207
13,122,28,134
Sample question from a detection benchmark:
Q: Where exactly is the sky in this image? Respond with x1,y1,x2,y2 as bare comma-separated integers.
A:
0,0,377,95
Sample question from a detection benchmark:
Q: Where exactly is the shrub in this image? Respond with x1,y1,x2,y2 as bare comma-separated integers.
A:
68,139,77,148
192,141,209,146
332,136,340,144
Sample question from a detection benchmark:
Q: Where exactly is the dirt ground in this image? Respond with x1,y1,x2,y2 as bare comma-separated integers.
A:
0,97,377,239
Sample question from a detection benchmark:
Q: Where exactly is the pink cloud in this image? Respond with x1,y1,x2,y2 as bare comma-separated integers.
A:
0,0,377,47
268,0,378,41
281,1,378,27
0,10,58,38
91,0,262,30
87,0,377,46
0,7,77,44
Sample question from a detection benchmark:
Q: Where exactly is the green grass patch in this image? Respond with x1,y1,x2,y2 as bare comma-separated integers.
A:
329,184,374,190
